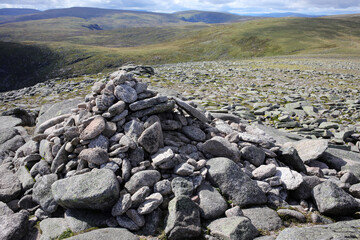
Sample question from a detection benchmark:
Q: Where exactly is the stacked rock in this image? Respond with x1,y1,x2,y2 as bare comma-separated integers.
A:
2,69,360,240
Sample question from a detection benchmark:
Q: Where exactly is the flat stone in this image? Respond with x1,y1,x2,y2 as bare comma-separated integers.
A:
208,216,258,240
206,157,267,207
124,170,161,194
197,182,228,219
80,116,106,140
174,97,209,123
108,101,126,116
243,206,283,231
66,227,139,240
129,96,168,111
312,181,360,215
284,139,328,162
202,136,241,162
78,148,109,165
0,128,17,145
225,206,243,217
276,219,360,240
52,169,120,210
129,100,175,118
252,164,277,180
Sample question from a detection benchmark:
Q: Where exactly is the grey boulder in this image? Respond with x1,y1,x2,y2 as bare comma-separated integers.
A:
202,137,241,162
66,228,139,240
197,182,228,219
0,210,29,240
52,169,120,210
32,173,58,213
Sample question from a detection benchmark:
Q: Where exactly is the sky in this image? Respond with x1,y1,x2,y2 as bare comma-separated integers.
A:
0,0,360,15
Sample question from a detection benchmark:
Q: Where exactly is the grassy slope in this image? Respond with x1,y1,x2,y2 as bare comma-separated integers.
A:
1,16,360,91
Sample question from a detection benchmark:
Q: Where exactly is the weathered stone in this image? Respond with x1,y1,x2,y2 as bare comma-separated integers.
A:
138,193,163,214
312,181,360,215
275,167,303,190
111,193,132,216
278,147,307,173
129,96,168,111
197,182,228,219
131,186,151,208
50,143,68,173
52,169,120,210
284,139,328,162
171,177,194,197
36,114,71,134
152,147,174,166
277,209,306,223
182,125,206,142
39,218,69,240
174,98,209,123
138,122,163,154
174,162,195,176
0,201,13,216
114,84,138,103
80,116,106,140
202,136,241,162
130,100,175,118
88,134,109,149
276,220,360,240
0,210,29,240
125,170,161,194
241,145,266,167
32,173,58,213
0,163,22,203
78,148,109,165
243,206,283,231
67,227,139,240
65,209,109,233
108,101,126,116
208,216,258,240
225,206,243,217
126,209,145,228
165,195,201,240
206,157,267,207
116,215,140,231
252,164,276,180
124,120,144,141
154,179,172,196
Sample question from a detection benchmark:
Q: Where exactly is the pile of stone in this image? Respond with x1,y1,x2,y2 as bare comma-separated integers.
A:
1,69,360,240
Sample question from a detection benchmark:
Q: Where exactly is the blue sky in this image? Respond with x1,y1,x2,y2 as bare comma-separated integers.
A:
0,0,360,15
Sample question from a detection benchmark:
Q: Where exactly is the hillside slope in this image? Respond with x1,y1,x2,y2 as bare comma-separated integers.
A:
1,16,360,91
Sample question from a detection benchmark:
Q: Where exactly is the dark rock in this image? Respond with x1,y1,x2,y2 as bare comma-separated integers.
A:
312,181,360,215
278,147,307,173
206,157,267,207
182,125,206,142
202,136,241,162
240,145,266,167
138,122,163,154
65,209,109,232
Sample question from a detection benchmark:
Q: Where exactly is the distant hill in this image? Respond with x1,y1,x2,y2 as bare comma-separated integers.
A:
0,8,40,15
251,12,322,18
0,7,258,28
173,10,257,23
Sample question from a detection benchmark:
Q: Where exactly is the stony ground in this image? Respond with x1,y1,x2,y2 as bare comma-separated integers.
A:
1,56,360,240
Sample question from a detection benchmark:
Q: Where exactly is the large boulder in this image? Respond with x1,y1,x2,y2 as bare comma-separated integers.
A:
312,181,360,215
276,219,360,240
39,218,69,240
165,195,201,240
0,210,29,240
66,228,139,240
206,157,267,207
208,216,259,240
284,139,328,163
52,169,120,210
138,122,163,154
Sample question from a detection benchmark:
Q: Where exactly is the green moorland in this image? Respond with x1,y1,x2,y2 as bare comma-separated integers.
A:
1,15,360,91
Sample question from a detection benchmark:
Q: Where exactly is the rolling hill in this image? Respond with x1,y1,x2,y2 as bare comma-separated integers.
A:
0,8,360,91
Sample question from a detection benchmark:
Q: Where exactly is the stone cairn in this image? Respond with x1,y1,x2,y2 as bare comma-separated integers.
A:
2,69,360,240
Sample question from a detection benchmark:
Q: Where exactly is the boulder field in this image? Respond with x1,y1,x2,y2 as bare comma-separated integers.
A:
1,69,360,239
